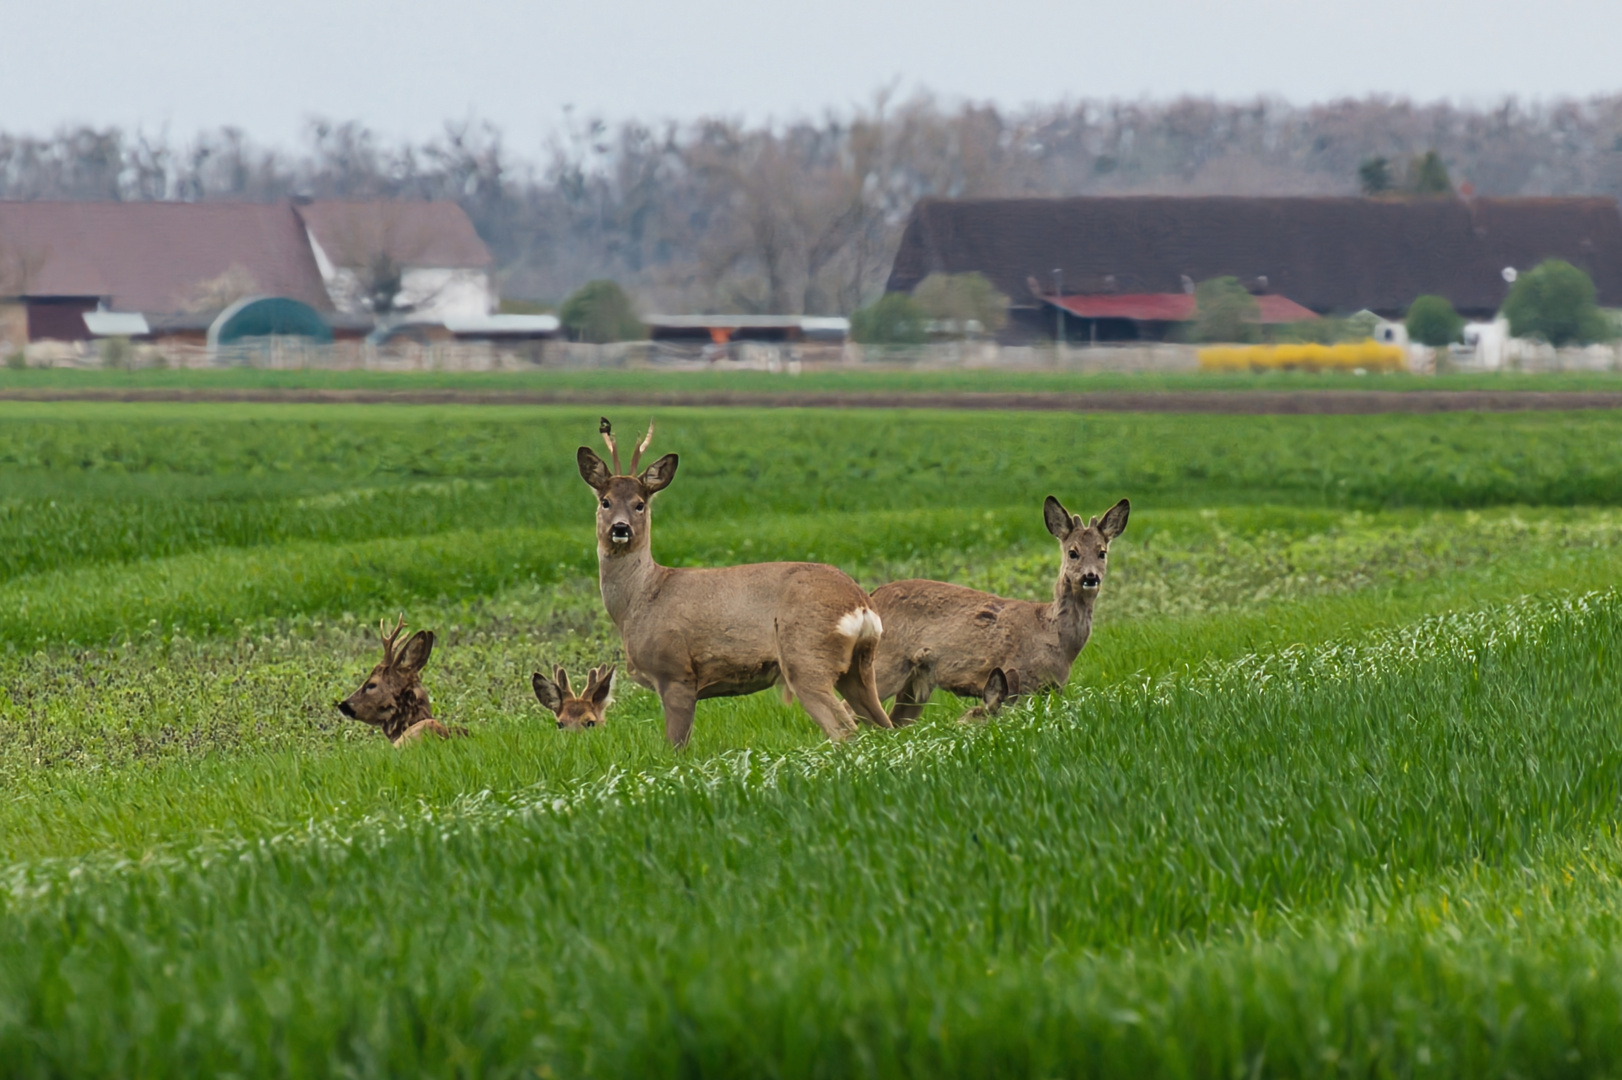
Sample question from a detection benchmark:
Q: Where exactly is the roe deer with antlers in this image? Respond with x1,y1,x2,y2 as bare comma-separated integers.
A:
533,664,616,730
336,616,466,746
579,418,891,747
871,496,1129,724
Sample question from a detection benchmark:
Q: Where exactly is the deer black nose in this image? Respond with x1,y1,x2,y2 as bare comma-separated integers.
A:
1081,572,1101,589
610,523,632,542
337,700,355,717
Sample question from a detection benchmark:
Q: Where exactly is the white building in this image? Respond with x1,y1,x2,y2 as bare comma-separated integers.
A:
295,200,495,323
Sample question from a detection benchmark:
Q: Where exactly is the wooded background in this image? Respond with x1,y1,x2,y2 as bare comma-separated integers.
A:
7,93,1622,314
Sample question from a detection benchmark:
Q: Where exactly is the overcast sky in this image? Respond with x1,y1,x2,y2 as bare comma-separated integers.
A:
5,0,1621,152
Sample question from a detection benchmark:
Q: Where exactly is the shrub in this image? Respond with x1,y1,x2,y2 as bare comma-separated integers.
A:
1502,259,1616,346
911,273,1009,336
1405,295,1464,347
850,293,928,345
98,336,133,370
1408,150,1453,196
1191,277,1260,344
3,349,24,371
559,280,644,343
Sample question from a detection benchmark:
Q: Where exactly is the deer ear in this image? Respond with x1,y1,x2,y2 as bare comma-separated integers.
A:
1042,496,1073,539
532,671,563,714
588,665,615,708
982,668,1008,710
578,447,613,492
1098,498,1130,540
640,453,678,494
396,630,434,674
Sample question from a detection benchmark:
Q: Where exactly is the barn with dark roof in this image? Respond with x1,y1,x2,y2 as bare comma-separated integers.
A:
885,196,1622,342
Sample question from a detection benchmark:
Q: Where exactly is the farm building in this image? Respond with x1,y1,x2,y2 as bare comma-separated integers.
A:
885,196,1622,342
0,199,494,349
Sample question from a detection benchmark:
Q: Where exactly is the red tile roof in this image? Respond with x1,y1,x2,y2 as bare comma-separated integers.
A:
0,201,332,312
1051,292,1317,323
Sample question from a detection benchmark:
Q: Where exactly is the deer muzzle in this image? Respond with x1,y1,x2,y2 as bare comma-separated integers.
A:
1080,572,1102,590
336,700,357,718
609,522,632,544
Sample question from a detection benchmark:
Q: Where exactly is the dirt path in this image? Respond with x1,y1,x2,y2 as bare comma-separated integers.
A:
7,386,1622,413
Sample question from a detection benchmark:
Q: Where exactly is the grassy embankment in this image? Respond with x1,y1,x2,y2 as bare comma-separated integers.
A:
4,403,1622,1074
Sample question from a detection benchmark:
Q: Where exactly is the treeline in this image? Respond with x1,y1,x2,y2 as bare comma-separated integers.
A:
7,93,1622,313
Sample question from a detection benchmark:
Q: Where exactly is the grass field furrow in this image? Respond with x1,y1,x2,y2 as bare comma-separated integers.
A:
7,400,1622,1076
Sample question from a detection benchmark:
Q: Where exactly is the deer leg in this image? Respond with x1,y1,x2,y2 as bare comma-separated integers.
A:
836,661,901,726
889,672,932,727
795,684,859,741
658,681,699,749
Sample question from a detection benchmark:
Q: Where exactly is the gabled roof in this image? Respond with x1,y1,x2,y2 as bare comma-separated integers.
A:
1050,292,1317,323
295,200,491,270
0,201,332,312
886,196,1622,315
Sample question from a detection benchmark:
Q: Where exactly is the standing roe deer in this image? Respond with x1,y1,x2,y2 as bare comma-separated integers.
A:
533,664,616,730
336,616,466,746
871,496,1129,724
578,418,891,747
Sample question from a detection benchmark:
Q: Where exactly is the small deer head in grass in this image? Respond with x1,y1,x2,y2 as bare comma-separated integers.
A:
337,615,461,746
533,664,616,731
958,667,1015,724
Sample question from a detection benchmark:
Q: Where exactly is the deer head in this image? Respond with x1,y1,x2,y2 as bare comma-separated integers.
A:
578,418,678,556
532,663,616,730
336,615,436,739
1044,496,1130,598
958,667,1015,724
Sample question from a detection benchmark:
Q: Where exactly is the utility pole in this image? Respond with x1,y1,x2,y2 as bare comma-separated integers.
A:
1053,268,1065,350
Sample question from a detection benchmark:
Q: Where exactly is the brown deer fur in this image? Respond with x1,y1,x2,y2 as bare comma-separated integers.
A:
579,418,891,747
336,616,464,746
872,496,1129,724
533,664,616,730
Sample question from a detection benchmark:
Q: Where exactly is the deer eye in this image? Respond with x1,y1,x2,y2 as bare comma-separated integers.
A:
584,720,596,728
600,498,610,509
1098,549,1108,558
365,682,377,691
634,502,645,512
1068,549,1079,560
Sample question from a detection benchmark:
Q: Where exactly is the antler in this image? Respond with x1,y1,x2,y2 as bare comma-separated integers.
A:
628,419,655,474
378,613,407,664
599,418,622,476
554,664,574,699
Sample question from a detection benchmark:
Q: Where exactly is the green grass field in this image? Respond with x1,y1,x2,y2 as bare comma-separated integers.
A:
7,362,1622,396
4,402,1622,1076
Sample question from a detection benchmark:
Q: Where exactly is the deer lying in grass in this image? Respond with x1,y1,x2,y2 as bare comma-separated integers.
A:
957,668,1012,724
336,616,466,746
533,664,616,730
579,418,891,747
872,496,1129,724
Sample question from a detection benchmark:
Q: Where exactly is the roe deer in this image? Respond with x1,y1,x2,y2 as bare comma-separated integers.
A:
578,418,891,747
336,616,466,746
533,664,616,730
957,668,1012,724
871,496,1129,724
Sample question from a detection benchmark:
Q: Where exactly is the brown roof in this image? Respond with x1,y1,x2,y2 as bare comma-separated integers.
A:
295,200,492,270
0,201,332,312
887,196,1622,316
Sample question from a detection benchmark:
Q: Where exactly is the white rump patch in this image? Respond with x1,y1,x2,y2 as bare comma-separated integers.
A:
836,608,883,642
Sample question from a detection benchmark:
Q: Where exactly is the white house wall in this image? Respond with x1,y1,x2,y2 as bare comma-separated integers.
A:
304,228,494,321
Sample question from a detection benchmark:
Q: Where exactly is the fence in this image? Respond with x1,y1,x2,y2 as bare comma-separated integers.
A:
16,335,1622,375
